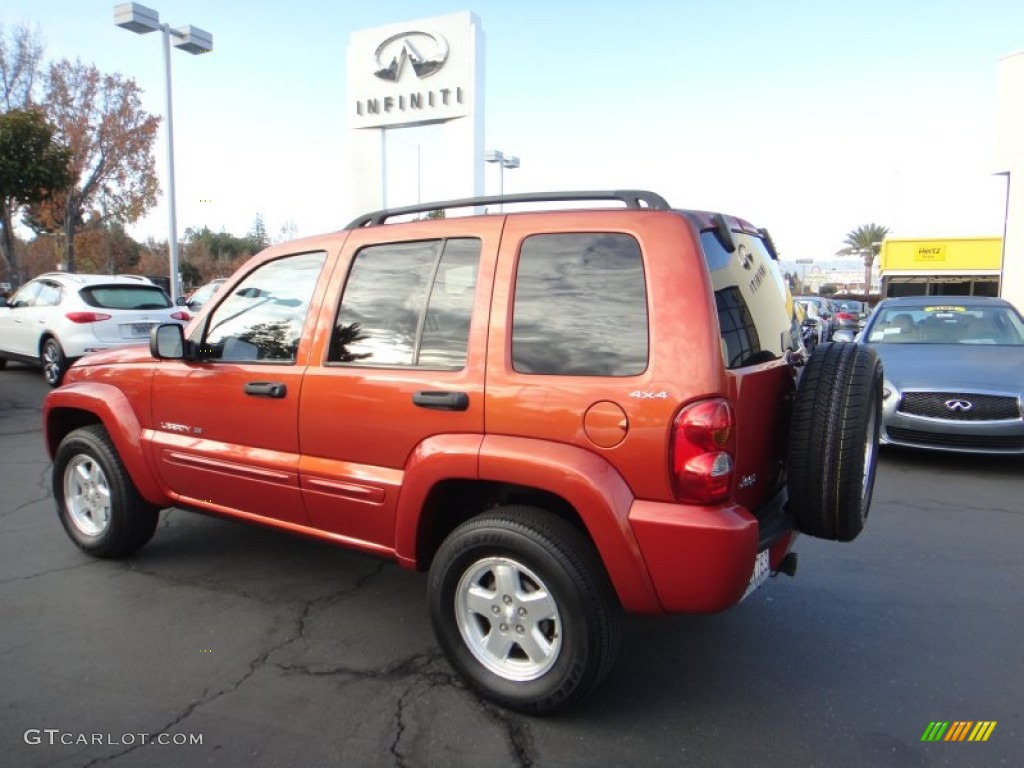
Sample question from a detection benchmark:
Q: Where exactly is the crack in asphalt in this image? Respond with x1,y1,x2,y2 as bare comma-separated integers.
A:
478,700,537,768
0,486,52,520
389,684,413,768
0,559,101,586
76,560,392,766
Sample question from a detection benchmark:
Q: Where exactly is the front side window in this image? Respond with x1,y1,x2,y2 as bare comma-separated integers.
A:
331,238,480,369
202,251,326,362
8,282,42,308
512,233,649,376
35,281,63,307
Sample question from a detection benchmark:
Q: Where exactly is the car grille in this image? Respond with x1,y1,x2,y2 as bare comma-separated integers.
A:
898,392,1022,421
885,427,1024,451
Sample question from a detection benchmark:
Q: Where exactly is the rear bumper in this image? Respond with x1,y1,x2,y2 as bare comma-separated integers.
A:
628,490,796,613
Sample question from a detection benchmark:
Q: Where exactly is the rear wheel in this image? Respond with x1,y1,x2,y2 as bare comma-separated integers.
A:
42,337,67,387
53,425,159,557
788,342,882,541
428,507,622,714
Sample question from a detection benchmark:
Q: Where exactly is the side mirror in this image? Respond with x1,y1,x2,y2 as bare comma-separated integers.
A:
832,329,856,343
150,323,185,359
175,295,187,306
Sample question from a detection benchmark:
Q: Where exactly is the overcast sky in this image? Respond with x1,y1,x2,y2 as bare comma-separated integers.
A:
6,0,1023,260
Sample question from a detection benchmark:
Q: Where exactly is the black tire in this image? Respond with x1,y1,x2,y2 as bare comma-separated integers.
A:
787,342,882,542
428,506,622,714
53,425,159,558
42,337,67,387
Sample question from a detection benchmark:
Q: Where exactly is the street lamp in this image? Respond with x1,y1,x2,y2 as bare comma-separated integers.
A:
114,2,212,301
484,149,520,210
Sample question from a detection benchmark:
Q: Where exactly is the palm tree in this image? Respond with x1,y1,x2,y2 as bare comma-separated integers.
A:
837,223,889,300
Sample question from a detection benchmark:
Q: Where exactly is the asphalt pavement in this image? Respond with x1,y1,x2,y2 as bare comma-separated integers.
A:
1,360,1021,767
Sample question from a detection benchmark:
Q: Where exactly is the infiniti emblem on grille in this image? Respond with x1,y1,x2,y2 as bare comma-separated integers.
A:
945,399,973,412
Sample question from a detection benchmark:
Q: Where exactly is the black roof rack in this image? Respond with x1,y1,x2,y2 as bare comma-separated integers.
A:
345,189,672,229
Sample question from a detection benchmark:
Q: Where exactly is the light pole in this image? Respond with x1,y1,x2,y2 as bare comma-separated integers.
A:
484,149,520,210
114,3,212,302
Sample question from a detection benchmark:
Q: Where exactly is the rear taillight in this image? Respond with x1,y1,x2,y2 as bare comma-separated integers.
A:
836,311,855,322
65,312,112,323
170,311,190,321
670,398,735,504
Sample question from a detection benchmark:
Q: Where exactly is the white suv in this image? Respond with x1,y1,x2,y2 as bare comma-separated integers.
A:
0,273,189,386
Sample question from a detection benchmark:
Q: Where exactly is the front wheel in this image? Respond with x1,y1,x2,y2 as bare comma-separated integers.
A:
428,507,622,714
53,425,159,557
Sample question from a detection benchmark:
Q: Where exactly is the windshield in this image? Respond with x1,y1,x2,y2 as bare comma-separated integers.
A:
866,304,1024,345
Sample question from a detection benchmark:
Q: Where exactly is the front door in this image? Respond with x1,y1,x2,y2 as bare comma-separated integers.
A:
148,250,329,525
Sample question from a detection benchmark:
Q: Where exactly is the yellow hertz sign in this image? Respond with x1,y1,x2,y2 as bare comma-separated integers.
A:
921,721,997,742
915,245,946,262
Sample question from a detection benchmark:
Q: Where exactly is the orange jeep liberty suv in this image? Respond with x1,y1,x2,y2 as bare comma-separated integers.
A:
43,191,882,713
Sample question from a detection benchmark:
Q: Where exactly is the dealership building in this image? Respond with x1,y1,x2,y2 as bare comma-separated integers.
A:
997,50,1024,310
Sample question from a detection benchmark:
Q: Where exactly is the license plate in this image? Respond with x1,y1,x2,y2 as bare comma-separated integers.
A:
741,548,771,600
132,323,154,337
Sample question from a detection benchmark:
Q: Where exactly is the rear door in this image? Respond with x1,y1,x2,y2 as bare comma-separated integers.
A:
297,218,502,550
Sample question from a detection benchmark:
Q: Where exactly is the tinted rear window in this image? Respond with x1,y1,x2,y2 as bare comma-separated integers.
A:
512,233,649,376
80,285,172,310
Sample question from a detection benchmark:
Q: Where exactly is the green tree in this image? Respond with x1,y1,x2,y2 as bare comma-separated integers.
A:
837,223,889,300
246,213,269,253
0,108,71,282
819,283,838,296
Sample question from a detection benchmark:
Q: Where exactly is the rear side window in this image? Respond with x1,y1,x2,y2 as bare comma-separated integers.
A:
80,285,171,310
331,238,480,369
701,230,797,369
512,233,648,376
715,286,762,368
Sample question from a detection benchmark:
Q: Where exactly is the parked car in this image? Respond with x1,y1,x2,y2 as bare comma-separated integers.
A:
834,299,870,330
180,278,227,312
855,296,1024,454
794,298,827,348
793,295,836,341
0,273,190,386
43,190,881,713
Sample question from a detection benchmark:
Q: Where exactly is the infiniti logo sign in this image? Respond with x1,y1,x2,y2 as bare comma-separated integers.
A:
374,31,449,81
945,399,973,412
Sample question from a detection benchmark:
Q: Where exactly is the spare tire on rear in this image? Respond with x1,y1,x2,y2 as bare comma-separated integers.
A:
787,342,882,541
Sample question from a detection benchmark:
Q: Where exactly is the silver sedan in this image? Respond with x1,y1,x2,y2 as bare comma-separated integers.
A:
851,296,1024,454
